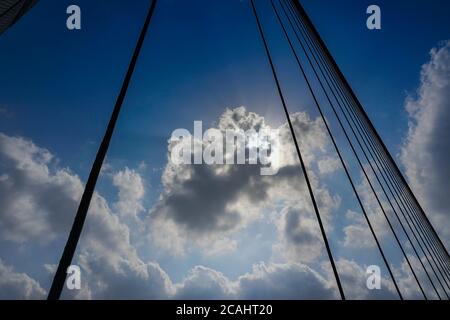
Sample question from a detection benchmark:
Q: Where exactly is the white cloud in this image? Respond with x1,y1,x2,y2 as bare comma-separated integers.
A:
334,259,396,299
66,255,173,299
342,210,375,249
0,105,344,299
318,156,341,175
236,262,336,299
341,168,395,250
273,206,329,263
0,133,83,243
0,132,170,299
149,107,340,258
73,260,337,300
174,266,235,299
0,259,46,299
174,261,336,300
400,41,450,247
112,167,145,220
392,255,438,300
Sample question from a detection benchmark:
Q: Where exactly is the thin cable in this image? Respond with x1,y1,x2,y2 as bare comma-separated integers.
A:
287,0,450,292
284,0,445,296
47,0,158,300
287,0,450,285
274,0,425,299
283,0,445,297
249,0,345,300
276,0,404,299
316,31,450,294
297,9,444,294
290,0,450,268
286,0,450,297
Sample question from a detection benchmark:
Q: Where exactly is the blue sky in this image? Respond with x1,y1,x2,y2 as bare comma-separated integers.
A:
1,0,450,299
2,0,450,173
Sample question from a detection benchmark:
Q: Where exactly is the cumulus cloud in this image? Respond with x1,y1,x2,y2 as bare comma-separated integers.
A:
0,259,46,299
341,168,394,250
0,133,146,267
66,255,174,299
342,210,375,249
65,176,172,299
0,128,383,300
391,255,440,300
174,262,336,300
0,132,170,299
149,107,340,258
318,156,341,175
174,266,235,299
273,204,336,263
112,167,145,220
335,259,396,300
400,41,450,247
0,105,343,299
236,262,336,299
0,133,83,243
71,260,337,300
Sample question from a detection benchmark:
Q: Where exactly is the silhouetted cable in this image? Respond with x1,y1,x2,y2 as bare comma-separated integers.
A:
275,0,405,299
274,0,426,299
284,0,450,298
290,0,450,270
349,101,450,283
293,5,445,294
47,0,158,300
282,0,445,298
285,0,450,298
286,0,450,293
250,0,345,300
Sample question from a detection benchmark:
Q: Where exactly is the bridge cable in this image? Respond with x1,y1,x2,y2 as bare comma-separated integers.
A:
47,0,158,300
285,0,450,297
250,0,346,300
